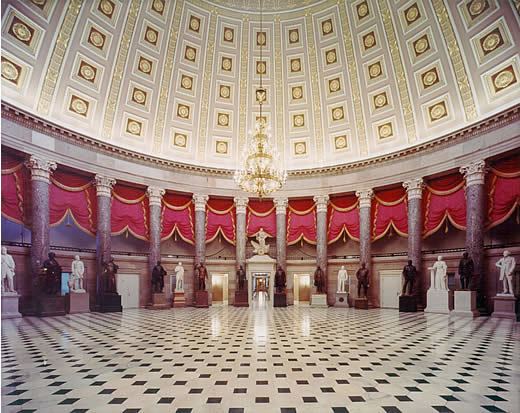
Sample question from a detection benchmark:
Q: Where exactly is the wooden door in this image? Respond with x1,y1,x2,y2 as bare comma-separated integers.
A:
380,271,401,308
212,276,223,302
299,275,310,302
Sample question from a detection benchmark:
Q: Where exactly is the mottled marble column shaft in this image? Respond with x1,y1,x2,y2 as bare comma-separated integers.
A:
314,196,330,301
192,195,208,304
95,175,115,295
234,197,248,268
274,198,288,270
403,179,424,270
147,187,165,279
356,190,374,269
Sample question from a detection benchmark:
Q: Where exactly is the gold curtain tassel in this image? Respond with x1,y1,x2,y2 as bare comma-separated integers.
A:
301,238,303,247
516,206,519,224
444,219,449,233
343,232,346,243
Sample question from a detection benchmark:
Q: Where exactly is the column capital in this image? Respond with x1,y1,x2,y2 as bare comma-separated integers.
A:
313,195,329,213
403,178,424,200
355,189,374,208
146,186,165,207
460,160,487,187
234,197,249,214
273,197,288,214
94,175,116,197
25,156,57,183
192,194,209,212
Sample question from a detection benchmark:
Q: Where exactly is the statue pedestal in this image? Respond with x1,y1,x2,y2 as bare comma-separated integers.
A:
451,290,479,317
491,295,516,319
195,291,209,308
354,298,368,309
335,292,349,308
399,295,417,312
66,292,90,314
234,290,249,307
36,295,67,317
1,293,21,319
273,292,287,307
148,293,169,310
95,293,122,313
425,289,453,314
173,291,185,308
311,293,328,307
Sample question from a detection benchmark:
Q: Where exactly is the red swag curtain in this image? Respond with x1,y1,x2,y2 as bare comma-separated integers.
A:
372,187,408,240
49,170,96,235
206,198,235,245
247,200,276,237
487,155,520,228
423,173,466,237
111,184,149,240
287,199,316,245
1,153,27,224
161,193,194,244
328,194,359,243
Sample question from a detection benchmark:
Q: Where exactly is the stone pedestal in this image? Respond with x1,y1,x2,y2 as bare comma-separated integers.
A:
311,293,328,307
36,295,67,317
273,292,287,307
399,295,418,312
149,293,169,310
195,291,209,308
491,295,516,319
451,290,479,317
95,293,122,313
354,298,368,309
234,290,249,307
66,292,90,314
173,291,186,308
425,289,453,314
335,292,349,308
1,293,22,319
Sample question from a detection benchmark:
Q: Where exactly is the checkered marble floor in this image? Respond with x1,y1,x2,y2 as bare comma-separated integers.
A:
2,306,519,413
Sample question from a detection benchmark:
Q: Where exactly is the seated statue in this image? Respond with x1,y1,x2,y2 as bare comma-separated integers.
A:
251,229,270,256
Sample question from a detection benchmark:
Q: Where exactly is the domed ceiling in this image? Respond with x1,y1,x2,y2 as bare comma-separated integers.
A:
2,0,520,171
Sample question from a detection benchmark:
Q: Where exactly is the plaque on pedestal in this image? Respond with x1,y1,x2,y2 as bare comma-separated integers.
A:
95,293,122,313
399,295,417,312
491,295,516,319
273,292,287,307
451,290,479,317
36,295,67,317
195,290,209,308
311,293,328,307
173,291,186,308
424,289,453,314
148,293,170,310
234,290,249,307
354,298,368,309
335,292,349,308
1,293,22,319
66,292,90,314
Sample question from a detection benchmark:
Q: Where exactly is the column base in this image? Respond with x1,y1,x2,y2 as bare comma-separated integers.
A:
311,293,328,307
1,293,22,319
335,292,349,308
399,295,418,312
195,291,209,308
36,295,67,317
148,293,170,310
95,293,122,313
172,291,186,308
354,298,369,309
273,292,287,307
425,289,453,314
233,290,249,307
491,295,516,319
66,292,90,314
451,290,479,317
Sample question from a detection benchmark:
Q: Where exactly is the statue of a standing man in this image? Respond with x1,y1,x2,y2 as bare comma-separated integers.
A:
237,265,246,291
71,255,85,292
401,260,417,295
458,252,474,290
1,247,16,293
356,262,369,298
314,266,325,293
274,265,286,293
197,263,208,291
175,262,184,291
151,261,166,293
42,252,62,295
496,250,516,295
337,266,348,293
428,256,448,290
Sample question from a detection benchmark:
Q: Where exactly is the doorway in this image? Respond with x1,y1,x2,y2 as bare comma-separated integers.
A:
252,273,269,305
117,273,140,309
211,273,228,305
380,270,401,309
293,274,311,304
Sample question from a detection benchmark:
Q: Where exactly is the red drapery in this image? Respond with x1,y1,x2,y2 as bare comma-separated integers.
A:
161,193,194,244
372,187,408,240
206,198,235,245
328,194,359,243
49,170,96,235
287,199,316,245
1,153,27,224
111,184,149,240
423,173,466,237
247,200,276,237
487,154,520,228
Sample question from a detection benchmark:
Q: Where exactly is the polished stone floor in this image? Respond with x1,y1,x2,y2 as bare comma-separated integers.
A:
1,305,519,413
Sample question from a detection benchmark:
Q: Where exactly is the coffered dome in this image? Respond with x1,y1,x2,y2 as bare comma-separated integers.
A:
1,0,519,172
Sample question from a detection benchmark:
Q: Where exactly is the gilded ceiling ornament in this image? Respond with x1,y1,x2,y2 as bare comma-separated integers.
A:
189,16,201,32
138,56,152,74
132,89,146,104
145,28,158,44
332,107,344,120
12,21,33,43
257,31,266,46
177,104,190,118
378,123,393,139
290,58,301,72
334,135,347,150
79,62,96,82
1,59,20,83
99,0,114,17
414,36,429,55
357,2,369,18
173,133,187,148
429,102,447,120
126,119,142,135
216,141,228,154
294,142,306,155
256,88,267,103
363,33,376,49
185,46,196,61
256,60,266,74
326,49,337,64
482,32,501,52
152,0,164,14
292,86,303,99
405,4,420,24
89,28,105,48
322,19,333,35
181,75,193,90
493,68,516,91
218,113,229,126
70,96,89,116
219,85,230,98
222,57,232,71
293,114,305,127
223,27,234,42
468,0,487,16
31,0,46,6
368,62,382,79
329,78,340,93
289,29,299,44
422,68,438,87
374,93,387,108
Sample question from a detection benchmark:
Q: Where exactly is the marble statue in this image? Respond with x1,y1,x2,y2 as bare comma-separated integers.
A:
337,266,348,293
251,229,269,256
151,261,166,293
70,255,85,292
314,266,325,293
174,262,184,291
237,265,246,291
356,262,369,298
197,263,208,291
274,265,286,293
401,260,417,296
102,258,118,294
428,256,448,290
42,252,62,295
1,247,16,293
458,252,474,290
496,250,516,295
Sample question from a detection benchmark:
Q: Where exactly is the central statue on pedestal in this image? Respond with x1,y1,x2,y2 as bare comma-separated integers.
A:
274,265,286,293
251,229,269,256
314,266,325,293
428,256,448,290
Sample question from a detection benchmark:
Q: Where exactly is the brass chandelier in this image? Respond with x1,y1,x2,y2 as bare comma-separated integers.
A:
234,0,287,198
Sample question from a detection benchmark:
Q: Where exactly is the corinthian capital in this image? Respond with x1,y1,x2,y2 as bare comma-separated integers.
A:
355,189,374,208
403,178,424,200
313,195,329,213
94,175,116,197
273,197,288,214
146,186,165,207
192,194,209,212
234,197,248,215
460,160,487,187
25,156,57,183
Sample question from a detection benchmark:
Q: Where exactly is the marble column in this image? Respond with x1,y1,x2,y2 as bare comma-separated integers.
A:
403,179,424,272
460,160,487,308
147,186,165,288
274,197,288,270
234,197,248,268
94,175,116,295
314,195,330,302
356,189,374,270
25,156,57,293
192,194,208,304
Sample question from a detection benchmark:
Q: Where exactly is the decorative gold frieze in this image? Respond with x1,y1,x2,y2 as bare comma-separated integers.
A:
237,17,249,155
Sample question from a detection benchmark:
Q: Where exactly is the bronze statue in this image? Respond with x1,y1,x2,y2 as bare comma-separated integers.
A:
458,252,474,290
237,265,246,291
314,266,325,293
402,260,417,295
274,265,286,293
102,258,118,294
42,252,62,295
197,263,208,291
151,260,166,293
356,262,369,298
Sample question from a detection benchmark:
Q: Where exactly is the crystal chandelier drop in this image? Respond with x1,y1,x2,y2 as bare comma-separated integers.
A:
234,0,287,198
